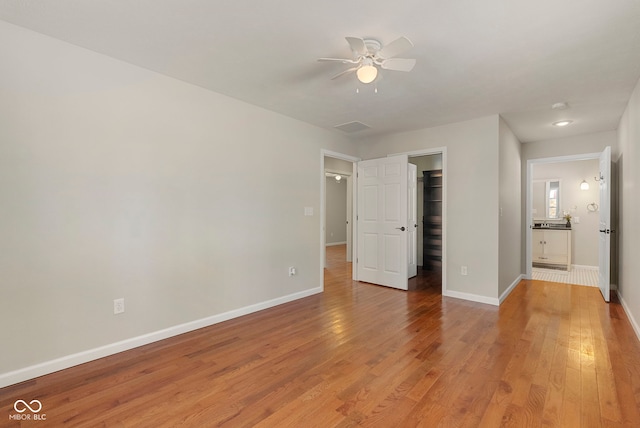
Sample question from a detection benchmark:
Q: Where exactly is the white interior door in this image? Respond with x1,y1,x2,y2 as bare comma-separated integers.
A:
408,163,418,278
357,155,409,290
598,146,611,302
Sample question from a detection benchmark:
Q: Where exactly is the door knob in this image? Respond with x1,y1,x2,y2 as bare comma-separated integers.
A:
396,227,406,231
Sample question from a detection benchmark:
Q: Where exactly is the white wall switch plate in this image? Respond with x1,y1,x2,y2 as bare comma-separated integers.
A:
461,266,468,276
304,207,314,216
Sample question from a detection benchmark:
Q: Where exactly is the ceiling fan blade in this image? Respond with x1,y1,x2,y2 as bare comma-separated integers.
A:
377,36,414,59
331,67,358,80
318,57,359,64
380,58,416,72
345,37,367,56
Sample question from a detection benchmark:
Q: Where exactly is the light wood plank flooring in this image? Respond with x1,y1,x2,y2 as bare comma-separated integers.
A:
1,245,639,427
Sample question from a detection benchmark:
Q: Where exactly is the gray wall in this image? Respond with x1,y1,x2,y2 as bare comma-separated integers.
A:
325,177,347,244
522,131,618,160
617,75,640,338
498,118,523,298
0,21,357,382
359,116,504,302
325,157,353,174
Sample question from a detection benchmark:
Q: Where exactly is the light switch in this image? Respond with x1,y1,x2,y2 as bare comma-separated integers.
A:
304,207,314,216
573,216,580,224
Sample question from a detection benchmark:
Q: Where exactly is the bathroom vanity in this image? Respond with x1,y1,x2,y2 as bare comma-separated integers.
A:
532,224,572,271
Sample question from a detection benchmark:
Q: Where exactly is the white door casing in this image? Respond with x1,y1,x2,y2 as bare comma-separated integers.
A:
356,155,409,290
408,163,418,278
598,146,611,302
346,175,353,262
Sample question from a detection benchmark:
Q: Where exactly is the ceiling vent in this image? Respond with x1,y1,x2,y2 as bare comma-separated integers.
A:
334,121,371,133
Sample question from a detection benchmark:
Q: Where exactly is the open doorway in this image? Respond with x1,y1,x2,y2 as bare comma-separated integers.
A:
321,150,359,289
409,154,444,293
324,156,354,266
529,158,600,286
526,148,616,300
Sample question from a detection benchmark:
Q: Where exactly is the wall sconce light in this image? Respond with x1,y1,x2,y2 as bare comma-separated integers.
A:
335,175,342,182
580,180,589,190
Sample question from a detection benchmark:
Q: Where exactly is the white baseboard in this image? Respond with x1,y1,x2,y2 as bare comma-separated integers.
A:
326,241,347,247
0,287,322,389
572,264,599,270
499,274,525,304
618,292,640,343
443,289,499,306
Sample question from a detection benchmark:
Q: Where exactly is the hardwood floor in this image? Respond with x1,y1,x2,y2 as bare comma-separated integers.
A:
2,245,640,427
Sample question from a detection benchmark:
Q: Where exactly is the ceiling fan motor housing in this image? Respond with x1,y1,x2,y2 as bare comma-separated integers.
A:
361,39,382,56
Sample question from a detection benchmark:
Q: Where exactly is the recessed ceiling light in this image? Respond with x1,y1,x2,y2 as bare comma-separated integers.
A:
552,120,573,127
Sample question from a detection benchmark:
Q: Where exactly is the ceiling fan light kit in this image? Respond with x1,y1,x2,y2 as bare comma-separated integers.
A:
319,36,416,84
356,64,378,84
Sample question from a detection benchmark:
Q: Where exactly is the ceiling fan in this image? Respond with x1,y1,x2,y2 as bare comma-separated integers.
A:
318,36,416,83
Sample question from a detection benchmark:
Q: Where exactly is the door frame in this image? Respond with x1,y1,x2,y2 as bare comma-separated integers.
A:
388,147,448,295
320,150,360,289
525,151,603,280
321,147,447,292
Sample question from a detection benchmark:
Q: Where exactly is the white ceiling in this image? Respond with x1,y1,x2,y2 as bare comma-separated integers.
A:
1,0,640,142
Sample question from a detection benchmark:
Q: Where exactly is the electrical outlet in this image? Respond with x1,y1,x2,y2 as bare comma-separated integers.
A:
288,266,296,276
461,266,468,276
113,298,125,314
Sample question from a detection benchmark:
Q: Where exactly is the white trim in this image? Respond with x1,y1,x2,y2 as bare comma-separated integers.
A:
443,289,499,306
325,169,351,177
352,161,358,280
326,241,347,246
618,292,640,342
499,274,525,304
572,264,599,270
0,287,322,389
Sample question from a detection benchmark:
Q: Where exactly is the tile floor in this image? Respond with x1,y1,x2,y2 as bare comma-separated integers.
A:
532,266,599,287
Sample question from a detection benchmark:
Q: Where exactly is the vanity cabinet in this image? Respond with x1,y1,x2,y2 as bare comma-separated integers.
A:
532,229,571,270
